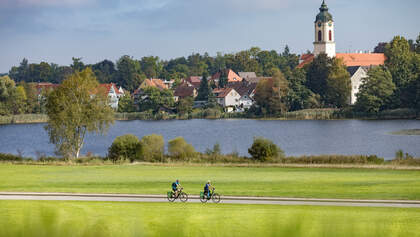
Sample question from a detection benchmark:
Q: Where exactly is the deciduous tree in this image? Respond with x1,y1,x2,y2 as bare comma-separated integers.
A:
45,68,114,159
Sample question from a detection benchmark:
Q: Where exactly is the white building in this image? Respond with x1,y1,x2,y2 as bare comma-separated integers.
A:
213,88,241,112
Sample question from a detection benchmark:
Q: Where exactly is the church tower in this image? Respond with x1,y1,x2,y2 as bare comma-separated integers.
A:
313,1,336,57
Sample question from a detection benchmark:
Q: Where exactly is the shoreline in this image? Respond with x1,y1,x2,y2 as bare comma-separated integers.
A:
1,111,419,125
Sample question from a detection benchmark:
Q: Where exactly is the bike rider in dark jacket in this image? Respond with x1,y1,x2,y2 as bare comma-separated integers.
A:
172,180,181,196
204,180,213,199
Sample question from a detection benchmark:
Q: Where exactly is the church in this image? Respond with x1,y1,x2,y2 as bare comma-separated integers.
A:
298,1,386,104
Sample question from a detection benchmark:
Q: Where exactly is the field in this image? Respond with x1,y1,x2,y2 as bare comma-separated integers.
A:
1,164,420,200
0,201,419,237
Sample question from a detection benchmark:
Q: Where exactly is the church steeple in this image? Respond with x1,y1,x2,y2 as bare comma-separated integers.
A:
313,0,336,57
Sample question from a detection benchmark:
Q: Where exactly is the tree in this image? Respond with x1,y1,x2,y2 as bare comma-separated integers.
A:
374,42,388,53
306,53,332,102
325,58,351,108
140,56,163,79
177,96,194,116
108,134,142,162
115,55,143,92
286,68,321,111
248,137,284,162
45,68,115,159
253,68,288,116
137,87,174,113
0,76,26,115
196,72,210,101
218,70,228,88
92,60,116,83
71,57,85,72
168,137,196,160
140,134,165,162
355,67,396,113
118,93,135,113
385,36,419,108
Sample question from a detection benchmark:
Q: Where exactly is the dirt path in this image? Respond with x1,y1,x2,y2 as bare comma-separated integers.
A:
1,192,419,208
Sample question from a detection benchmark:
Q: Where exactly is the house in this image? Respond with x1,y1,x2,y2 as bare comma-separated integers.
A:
238,72,257,80
133,78,168,101
297,1,386,104
163,79,175,89
35,82,60,98
211,69,243,84
174,84,198,102
213,87,241,112
228,82,257,110
98,83,124,110
185,76,202,88
243,76,272,84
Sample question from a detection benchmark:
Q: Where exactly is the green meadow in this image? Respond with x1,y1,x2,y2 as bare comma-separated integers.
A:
0,201,419,237
1,164,420,200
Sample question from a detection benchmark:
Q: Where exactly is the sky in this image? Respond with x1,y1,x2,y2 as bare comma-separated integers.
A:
0,0,419,72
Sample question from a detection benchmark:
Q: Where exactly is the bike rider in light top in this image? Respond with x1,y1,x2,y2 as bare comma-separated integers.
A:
204,180,213,199
172,179,181,196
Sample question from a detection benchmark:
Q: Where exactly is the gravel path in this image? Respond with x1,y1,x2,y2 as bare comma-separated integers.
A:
1,192,419,208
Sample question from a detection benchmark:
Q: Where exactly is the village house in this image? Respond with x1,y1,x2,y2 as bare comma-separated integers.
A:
238,72,257,80
213,87,241,112
228,82,257,110
184,76,202,88
98,83,124,110
174,84,198,102
133,78,168,101
211,69,243,84
35,82,60,100
297,1,386,104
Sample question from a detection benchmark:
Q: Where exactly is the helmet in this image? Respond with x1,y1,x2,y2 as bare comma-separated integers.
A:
176,179,179,183
207,180,211,183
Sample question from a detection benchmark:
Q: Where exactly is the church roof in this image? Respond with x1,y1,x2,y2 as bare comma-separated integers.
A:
297,53,386,68
315,0,333,23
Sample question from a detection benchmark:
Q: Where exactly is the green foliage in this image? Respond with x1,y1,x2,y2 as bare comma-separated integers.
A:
117,93,135,113
325,58,351,108
385,36,420,108
45,68,115,158
140,56,163,78
140,134,165,162
108,134,142,162
115,55,144,92
253,68,288,116
91,60,116,83
0,75,27,115
306,53,332,101
176,96,194,116
137,87,174,113
168,137,196,160
355,67,396,113
196,72,210,101
283,155,384,165
248,137,284,162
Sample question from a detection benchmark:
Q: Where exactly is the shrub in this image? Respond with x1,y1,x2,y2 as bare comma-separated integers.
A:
248,137,284,162
140,134,165,162
0,153,24,162
108,134,142,162
282,155,384,164
168,137,196,160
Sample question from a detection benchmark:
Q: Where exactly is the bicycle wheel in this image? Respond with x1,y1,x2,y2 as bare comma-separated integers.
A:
167,192,176,202
200,194,208,203
212,193,221,203
179,192,188,202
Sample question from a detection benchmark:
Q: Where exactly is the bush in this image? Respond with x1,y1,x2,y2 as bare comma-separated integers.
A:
248,137,284,162
282,155,384,164
140,134,165,162
108,134,142,162
0,153,24,162
168,137,196,160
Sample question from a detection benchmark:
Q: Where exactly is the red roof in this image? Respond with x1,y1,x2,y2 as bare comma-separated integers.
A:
297,53,386,68
35,83,59,95
212,69,243,82
98,83,121,95
213,88,233,98
174,85,196,98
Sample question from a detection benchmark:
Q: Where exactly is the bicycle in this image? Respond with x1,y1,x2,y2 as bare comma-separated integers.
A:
200,188,220,203
167,187,188,202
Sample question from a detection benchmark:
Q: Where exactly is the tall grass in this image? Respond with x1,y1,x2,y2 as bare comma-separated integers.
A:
0,114,48,124
0,202,417,237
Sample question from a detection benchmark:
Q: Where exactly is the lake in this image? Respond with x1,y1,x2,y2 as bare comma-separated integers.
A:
0,119,420,159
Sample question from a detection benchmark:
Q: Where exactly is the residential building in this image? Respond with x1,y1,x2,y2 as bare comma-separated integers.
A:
174,84,198,102
238,72,257,80
297,1,386,104
133,78,168,101
211,69,243,84
98,83,124,110
213,87,241,112
228,82,257,110
185,76,202,88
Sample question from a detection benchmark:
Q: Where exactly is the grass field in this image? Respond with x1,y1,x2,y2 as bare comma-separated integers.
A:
1,164,420,200
0,201,419,237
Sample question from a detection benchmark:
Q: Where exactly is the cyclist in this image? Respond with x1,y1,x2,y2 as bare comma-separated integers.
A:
204,180,214,199
172,179,181,197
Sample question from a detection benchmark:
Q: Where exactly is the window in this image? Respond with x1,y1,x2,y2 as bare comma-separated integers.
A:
329,30,332,41
318,30,322,41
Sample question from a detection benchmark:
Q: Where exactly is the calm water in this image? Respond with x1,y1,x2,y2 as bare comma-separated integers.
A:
0,119,419,159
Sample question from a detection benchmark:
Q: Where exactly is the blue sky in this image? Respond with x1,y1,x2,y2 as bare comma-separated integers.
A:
0,0,419,72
